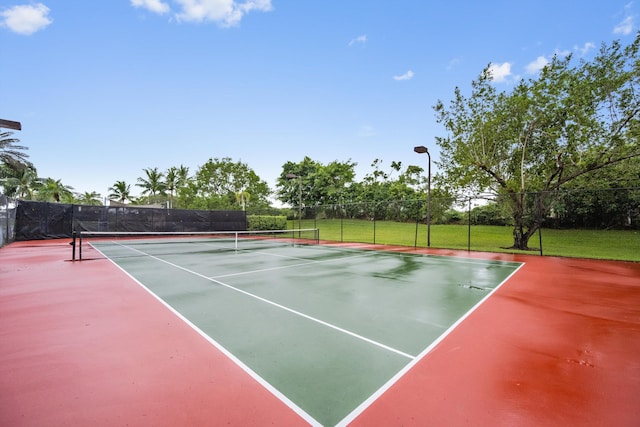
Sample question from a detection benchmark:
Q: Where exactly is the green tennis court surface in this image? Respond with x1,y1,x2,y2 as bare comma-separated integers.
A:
90,237,522,426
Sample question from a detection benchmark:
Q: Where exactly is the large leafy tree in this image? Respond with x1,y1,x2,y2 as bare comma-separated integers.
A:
183,157,271,210
277,157,357,210
434,33,640,249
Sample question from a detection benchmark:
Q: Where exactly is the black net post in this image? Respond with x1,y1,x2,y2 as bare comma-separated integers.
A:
71,229,76,261
537,191,544,256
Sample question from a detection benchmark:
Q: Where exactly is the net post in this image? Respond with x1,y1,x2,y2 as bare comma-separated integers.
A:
79,231,83,260
71,230,76,261
235,231,239,250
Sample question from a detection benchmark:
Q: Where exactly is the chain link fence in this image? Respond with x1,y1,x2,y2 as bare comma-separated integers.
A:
4,188,639,261
0,194,17,247
249,187,640,261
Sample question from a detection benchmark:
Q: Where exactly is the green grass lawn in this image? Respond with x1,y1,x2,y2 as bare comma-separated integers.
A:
290,218,640,262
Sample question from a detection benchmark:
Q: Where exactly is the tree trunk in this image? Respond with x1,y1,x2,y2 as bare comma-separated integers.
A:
509,191,546,250
509,192,531,250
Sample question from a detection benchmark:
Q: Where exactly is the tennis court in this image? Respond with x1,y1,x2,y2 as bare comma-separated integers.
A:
1,236,639,426
84,231,521,426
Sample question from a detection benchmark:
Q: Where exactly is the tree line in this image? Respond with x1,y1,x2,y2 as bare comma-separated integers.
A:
2,33,639,251
0,150,433,212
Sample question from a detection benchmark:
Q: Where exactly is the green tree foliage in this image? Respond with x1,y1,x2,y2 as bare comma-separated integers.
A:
0,130,33,197
164,165,191,208
0,164,38,199
178,157,271,210
35,178,74,203
0,130,30,170
434,33,640,249
277,157,357,217
275,157,452,223
136,167,167,204
108,180,132,203
77,191,103,206
548,158,640,228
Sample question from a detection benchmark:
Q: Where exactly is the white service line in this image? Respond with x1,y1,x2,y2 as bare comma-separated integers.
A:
114,241,416,361
211,251,377,279
197,241,311,261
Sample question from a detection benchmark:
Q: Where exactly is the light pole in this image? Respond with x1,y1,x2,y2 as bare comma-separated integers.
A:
286,173,302,230
414,145,431,247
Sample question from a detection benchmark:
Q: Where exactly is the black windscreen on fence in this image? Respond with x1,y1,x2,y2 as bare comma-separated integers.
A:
14,200,247,241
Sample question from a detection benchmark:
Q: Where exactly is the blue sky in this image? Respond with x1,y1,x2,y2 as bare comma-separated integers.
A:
1,1,638,201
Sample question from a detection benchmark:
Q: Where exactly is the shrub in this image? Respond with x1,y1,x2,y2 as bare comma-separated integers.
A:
247,215,287,230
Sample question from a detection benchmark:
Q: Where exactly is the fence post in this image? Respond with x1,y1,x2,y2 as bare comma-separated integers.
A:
467,198,472,252
372,202,376,245
538,192,544,256
340,203,344,243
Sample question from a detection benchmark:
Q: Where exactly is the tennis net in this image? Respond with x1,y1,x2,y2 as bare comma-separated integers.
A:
71,228,320,260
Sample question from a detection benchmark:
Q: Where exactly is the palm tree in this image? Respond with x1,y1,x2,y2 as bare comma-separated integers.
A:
136,167,167,203
0,165,38,199
165,167,178,209
36,178,74,203
108,180,131,203
0,130,30,170
176,165,190,186
77,191,102,205
235,190,250,211
165,165,191,208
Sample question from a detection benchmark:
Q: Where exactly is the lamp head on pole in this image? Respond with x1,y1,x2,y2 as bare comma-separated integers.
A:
413,145,428,154
0,119,22,131
286,173,300,179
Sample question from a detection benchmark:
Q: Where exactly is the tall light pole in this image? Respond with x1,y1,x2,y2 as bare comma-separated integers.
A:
414,145,431,247
286,173,302,230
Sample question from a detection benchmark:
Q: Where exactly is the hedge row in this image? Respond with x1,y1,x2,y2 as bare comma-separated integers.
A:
247,215,287,231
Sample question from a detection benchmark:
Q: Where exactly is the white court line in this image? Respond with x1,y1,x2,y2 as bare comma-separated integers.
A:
211,251,377,279
112,241,416,361
198,241,311,261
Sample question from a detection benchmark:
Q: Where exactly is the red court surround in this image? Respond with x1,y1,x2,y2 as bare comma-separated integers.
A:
1,240,639,426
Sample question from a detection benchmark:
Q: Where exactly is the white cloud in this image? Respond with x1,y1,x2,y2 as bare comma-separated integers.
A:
525,56,548,74
392,70,414,81
446,57,461,70
349,34,367,46
0,3,52,35
614,3,636,35
614,15,635,34
486,62,511,83
357,125,375,137
574,42,596,56
554,48,572,57
131,0,171,14
173,0,272,26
